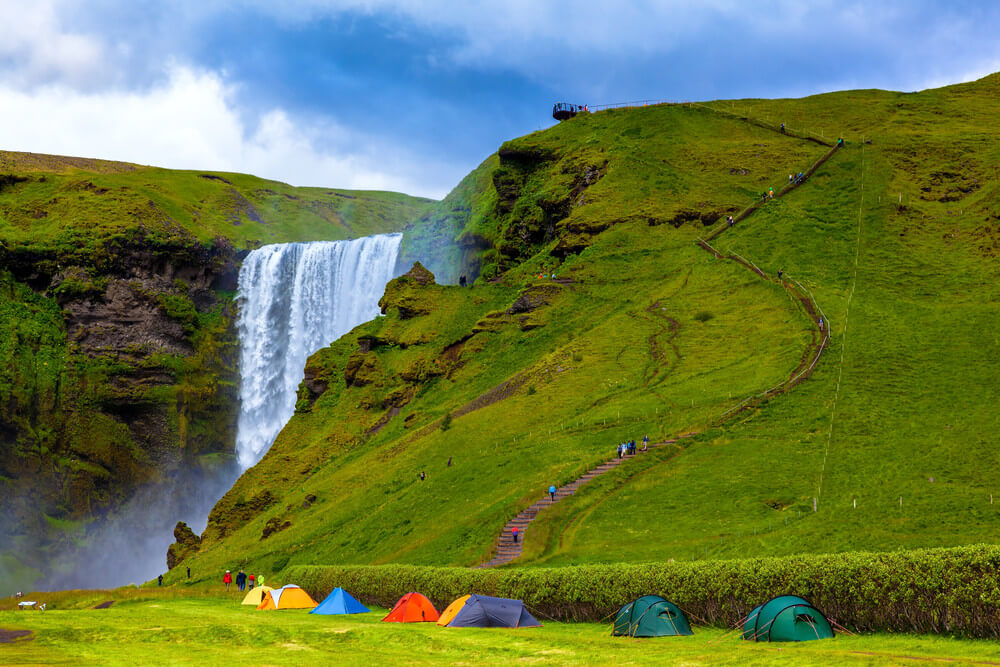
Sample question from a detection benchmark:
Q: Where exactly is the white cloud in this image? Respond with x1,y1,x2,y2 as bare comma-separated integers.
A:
0,65,448,198
0,0,108,89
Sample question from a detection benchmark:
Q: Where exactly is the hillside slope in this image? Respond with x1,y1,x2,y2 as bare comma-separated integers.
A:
178,73,997,579
0,151,431,589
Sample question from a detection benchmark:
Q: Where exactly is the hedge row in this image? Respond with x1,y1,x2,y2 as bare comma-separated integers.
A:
286,544,1000,637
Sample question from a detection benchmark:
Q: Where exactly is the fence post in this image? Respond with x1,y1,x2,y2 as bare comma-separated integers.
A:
813,497,817,512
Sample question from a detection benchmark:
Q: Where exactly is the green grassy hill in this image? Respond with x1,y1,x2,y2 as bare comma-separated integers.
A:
0,151,432,590
172,72,999,581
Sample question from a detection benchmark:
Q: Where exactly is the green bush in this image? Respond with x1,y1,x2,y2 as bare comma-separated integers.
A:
286,544,1000,637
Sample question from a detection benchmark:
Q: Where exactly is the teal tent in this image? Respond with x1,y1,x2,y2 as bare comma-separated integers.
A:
310,587,370,615
612,595,693,637
742,595,834,642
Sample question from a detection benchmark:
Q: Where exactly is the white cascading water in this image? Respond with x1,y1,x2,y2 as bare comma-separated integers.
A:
235,233,402,468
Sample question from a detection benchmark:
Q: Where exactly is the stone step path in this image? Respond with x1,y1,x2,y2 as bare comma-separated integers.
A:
480,440,677,568
480,135,841,569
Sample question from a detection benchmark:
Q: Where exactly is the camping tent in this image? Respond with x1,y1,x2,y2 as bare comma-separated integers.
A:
241,585,274,606
612,595,693,637
437,594,540,628
742,595,834,642
256,585,318,610
310,587,369,615
383,592,439,623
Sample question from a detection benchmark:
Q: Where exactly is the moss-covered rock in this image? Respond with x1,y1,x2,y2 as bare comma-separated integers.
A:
166,521,202,569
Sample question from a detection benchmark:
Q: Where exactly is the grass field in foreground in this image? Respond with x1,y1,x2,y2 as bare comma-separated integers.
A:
2,596,1000,665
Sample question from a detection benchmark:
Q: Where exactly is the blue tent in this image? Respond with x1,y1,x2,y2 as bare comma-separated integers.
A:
310,587,370,615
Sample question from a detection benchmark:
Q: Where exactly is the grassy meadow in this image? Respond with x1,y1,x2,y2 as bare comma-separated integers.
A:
0,149,433,251
179,74,1000,580
3,593,1000,665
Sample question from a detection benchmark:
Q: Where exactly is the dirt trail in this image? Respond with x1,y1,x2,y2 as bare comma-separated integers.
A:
0,628,34,643
479,135,838,568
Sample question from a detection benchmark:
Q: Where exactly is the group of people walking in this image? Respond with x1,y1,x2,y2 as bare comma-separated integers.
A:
223,569,265,592
617,435,649,458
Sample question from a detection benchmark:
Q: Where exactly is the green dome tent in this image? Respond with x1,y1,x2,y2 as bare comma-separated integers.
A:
742,595,834,642
612,595,693,637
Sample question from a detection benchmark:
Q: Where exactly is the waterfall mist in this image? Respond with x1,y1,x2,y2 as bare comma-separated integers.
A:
16,233,402,592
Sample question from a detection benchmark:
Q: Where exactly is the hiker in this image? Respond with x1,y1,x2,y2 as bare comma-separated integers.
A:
512,526,519,543
549,485,556,501
768,187,774,199
837,137,844,147
158,574,163,587
236,570,247,592
788,174,793,184
777,268,783,280
617,443,623,459
780,122,786,133
818,317,824,330
447,457,452,467
643,434,649,450
258,574,265,588
727,215,734,227
223,570,232,592
248,573,256,588
419,471,426,481
186,566,190,579
761,192,767,202
459,275,467,287
797,172,804,183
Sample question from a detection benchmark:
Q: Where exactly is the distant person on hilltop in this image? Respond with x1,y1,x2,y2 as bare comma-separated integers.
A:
186,566,190,579
419,471,426,481
158,574,163,587
223,570,232,592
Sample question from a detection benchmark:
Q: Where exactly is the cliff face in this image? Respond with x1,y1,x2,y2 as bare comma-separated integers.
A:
0,151,432,588
0,235,241,584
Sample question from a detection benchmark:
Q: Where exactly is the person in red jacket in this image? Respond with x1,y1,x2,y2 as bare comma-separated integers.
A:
223,570,232,592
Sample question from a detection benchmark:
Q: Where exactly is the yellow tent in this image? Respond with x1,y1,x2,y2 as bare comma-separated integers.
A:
257,585,318,610
241,585,274,606
436,595,471,626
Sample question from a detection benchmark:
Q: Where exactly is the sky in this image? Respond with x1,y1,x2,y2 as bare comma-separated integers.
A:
1,1,998,199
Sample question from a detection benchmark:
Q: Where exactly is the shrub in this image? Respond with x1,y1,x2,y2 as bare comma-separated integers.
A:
694,311,714,322
440,412,452,430
286,544,1000,637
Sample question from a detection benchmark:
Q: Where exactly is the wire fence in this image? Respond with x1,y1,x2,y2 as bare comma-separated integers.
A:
571,97,837,147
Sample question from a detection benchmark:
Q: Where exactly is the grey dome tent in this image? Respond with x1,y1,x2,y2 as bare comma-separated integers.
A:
612,594,693,637
742,595,834,642
437,594,540,628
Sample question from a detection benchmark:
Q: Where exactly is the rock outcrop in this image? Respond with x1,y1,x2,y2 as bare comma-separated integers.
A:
166,521,202,569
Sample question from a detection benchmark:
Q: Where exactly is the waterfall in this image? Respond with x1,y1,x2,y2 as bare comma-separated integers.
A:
235,234,402,468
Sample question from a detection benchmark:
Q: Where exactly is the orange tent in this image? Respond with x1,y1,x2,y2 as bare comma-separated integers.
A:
382,592,440,623
256,584,318,610
436,595,471,626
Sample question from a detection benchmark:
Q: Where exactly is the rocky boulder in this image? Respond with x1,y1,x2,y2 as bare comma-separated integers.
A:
166,521,202,570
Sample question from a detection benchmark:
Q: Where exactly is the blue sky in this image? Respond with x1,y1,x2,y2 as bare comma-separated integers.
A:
0,1,998,199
